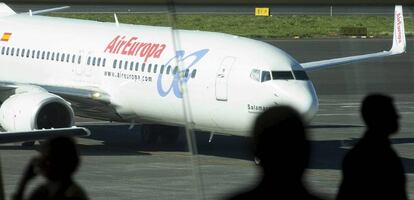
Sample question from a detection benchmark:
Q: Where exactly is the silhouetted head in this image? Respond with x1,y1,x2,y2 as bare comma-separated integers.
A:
361,94,399,136
252,106,309,179
39,136,80,181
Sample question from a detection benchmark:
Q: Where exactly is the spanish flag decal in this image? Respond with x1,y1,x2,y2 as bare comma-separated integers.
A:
1,32,12,42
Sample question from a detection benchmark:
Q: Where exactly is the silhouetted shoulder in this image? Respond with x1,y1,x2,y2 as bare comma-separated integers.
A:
337,93,407,200
29,181,88,200
226,106,324,200
65,182,89,200
227,187,324,200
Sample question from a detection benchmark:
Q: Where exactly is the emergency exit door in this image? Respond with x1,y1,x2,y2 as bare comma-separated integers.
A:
215,57,235,101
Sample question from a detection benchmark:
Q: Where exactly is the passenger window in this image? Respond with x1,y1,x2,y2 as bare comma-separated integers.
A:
32,50,35,58
41,51,45,60
26,49,30,58
1,46,4,55
72,55,75,63
173,66,179,75
261,71,271,82
61,53,65,62
185,69,189,78
87,57,91,65
21,49,25,57
160,65,165,74
47,52,50,60
130,62,134,70
66,54,70,62
191,69,197,78
16,48,20,56
250,69,260,82
166,65,171,75
6,47,9,55
92,57,96,66
135,62,139,71
37,50,40,59
148,64,152,73
51,52,55,61
113,60,117,68
153,64,158,73
10,48,14,56
77,56,81,64
124,61,128,70
56,53,60,61
103,58,106,67
141,63,146,72
119,60,123,69
97,58,101,66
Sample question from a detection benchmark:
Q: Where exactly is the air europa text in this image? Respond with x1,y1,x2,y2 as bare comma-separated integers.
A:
104,35,167,62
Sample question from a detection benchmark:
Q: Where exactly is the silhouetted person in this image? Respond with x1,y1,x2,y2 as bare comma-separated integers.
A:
12,136,88,200
227,106,323,200
337,94,407,200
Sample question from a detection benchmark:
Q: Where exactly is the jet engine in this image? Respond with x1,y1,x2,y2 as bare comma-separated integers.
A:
0,92,74,132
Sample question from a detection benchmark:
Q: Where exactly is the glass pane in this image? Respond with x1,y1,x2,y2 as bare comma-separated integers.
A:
272,71,294,80
1,4,411,200
293,70,309,80
250,69,260,82
261,71,271,82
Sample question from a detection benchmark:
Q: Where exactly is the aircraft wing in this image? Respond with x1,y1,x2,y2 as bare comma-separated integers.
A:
0,127,90,144
301,5,406,72
0,2,70,17
0,2,15,17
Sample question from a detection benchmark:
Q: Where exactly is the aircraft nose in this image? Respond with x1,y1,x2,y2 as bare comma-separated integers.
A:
274,81,319,121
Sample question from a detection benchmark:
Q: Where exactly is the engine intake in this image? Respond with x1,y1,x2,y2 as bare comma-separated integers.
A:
0,92,74,132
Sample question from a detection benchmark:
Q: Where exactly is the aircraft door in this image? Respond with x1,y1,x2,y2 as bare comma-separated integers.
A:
73,51,95,84
215,57,235,101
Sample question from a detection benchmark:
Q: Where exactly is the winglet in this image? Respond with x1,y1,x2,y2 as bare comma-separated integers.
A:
390,5,406,54
0,3,16,17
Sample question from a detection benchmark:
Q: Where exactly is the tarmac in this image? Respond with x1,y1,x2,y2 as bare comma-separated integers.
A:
0,39,414,200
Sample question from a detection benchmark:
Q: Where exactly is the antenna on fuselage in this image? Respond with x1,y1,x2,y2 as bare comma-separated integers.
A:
29,9,32,16
114,13,119,27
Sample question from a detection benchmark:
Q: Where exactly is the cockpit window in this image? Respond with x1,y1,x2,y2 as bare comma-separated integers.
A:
272,71,294,80
293,70,309,80
261,71,271,82
250,69,260,82
252,69,306,82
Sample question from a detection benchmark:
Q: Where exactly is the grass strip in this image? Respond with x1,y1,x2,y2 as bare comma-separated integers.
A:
49,13,413,39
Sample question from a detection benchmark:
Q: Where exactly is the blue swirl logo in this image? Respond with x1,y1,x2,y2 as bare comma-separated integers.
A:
157,49,209,98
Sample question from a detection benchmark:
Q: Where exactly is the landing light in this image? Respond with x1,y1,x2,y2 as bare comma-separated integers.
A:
92,92,101,99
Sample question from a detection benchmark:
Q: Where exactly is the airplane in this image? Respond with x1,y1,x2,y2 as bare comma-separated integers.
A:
0,3,406,145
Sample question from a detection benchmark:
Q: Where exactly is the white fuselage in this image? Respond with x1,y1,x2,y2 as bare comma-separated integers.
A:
0,14,319,136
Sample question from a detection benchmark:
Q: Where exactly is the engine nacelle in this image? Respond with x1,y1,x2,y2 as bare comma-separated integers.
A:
0,92,74,132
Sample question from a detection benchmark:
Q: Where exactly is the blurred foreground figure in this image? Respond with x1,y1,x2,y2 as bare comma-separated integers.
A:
13,136,88,200
337,94,407,200
227,106,323,200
